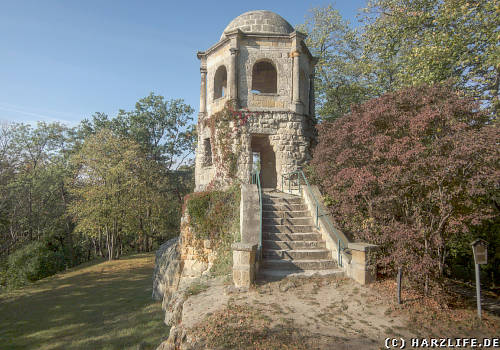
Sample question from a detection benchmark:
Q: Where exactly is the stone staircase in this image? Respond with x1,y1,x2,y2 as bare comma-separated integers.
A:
259,189,343,279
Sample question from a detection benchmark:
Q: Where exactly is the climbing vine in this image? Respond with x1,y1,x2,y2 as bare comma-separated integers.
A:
202,101,261,188
183,185,241,275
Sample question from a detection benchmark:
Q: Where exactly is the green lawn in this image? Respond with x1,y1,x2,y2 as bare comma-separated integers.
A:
0,253,167,350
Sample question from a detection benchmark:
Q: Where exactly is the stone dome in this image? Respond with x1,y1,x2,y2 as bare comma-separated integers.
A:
220,10,294,40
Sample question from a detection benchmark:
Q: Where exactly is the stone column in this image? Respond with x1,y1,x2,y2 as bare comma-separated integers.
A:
229,48,239,107
199,67,207,115
292,50,303,114
232,242,257,288
309,70,315,116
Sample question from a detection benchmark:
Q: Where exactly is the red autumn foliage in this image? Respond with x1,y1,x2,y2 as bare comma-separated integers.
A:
311,83,499,294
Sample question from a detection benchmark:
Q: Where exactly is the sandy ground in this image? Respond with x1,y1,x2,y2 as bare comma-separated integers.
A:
177,274,500,349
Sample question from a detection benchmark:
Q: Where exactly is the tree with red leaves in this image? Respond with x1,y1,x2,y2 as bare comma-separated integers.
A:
312,83,499,295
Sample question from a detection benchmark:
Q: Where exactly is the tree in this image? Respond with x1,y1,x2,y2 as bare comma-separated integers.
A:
298,5,374,121
311,83,499,295
68,129,175,260
2,122,74,248
0,122,83,288
360,0,500,115
80,93,196,169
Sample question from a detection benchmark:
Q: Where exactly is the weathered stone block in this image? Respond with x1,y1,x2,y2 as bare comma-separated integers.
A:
347,242,378,285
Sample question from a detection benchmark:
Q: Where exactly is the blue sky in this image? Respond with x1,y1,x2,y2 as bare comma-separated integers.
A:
0,1,367,126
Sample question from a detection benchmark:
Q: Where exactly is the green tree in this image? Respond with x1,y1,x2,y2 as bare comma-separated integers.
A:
0,122,83,288
76,94,196,253
360,0,500,114
298,5,374,121
3,122,74,247
80,93,196,169
68,129,174,260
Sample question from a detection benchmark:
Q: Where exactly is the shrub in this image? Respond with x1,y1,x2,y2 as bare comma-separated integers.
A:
6,241,65,289
186,185,240,241
185,185,240,276
311,83,499,295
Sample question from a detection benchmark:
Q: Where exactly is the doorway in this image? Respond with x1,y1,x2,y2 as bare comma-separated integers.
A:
251,135,277,189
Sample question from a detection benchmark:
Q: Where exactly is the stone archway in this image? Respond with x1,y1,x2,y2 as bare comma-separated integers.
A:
251,134,277,189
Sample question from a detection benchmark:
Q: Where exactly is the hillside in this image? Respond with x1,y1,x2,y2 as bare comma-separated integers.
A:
0,253,166,350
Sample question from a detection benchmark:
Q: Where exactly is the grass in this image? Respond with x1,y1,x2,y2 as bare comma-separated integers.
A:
186,281,209,296
0,253,167,350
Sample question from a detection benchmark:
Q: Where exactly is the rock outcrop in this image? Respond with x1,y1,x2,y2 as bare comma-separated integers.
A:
152,237,181,302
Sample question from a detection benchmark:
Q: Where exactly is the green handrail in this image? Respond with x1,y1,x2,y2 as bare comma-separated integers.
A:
251,170,263,261
281,169,347,267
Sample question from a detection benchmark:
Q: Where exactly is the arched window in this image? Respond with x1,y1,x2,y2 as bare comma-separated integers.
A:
251,61,277,94
214,65,227,99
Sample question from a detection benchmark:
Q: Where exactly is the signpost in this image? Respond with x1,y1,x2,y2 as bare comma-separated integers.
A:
471,239,488,321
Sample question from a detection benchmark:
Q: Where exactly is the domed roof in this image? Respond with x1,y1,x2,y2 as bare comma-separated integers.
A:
220,10,294,40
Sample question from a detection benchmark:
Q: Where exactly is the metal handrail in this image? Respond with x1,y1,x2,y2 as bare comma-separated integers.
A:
281,169,347,267
251,170,263,261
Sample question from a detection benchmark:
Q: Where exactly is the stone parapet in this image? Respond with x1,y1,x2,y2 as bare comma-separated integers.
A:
232,243,258,288
240,184,260,245
300,184,350,261
299,184,378,285
345,242,378,285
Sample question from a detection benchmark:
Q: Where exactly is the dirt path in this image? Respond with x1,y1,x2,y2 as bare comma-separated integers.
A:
447,280,500,316
176,275,500,349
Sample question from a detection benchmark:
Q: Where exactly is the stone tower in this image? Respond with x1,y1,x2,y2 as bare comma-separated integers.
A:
195,10,317,191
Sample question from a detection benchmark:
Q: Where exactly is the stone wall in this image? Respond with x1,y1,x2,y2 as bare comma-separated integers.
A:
238,37,293,109
152,212,218,308
178,214,217,282
195,110,315,191
206,41,230,116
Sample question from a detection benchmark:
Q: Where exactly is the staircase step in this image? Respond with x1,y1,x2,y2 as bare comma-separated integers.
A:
263,225,315,233
262,240,326,250
261,259,338,270
263,197,303,205
262,204,308,212
263,217,313,226
258,268,345,280
262,210,310,219
263,232,322,241
262,249,331,260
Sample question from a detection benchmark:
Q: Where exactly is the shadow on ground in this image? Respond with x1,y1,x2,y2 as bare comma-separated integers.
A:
0,253,167,350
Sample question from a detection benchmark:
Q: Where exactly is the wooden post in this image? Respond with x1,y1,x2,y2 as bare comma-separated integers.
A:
475,263,482,321
397,267,402,304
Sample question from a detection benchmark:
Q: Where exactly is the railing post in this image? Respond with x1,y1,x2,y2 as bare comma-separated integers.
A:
338,239,342,267
315,204,319,227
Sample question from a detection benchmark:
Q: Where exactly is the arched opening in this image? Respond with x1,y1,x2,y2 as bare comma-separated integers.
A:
214,65,227,99
251,61,277,94
251,134,276,188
